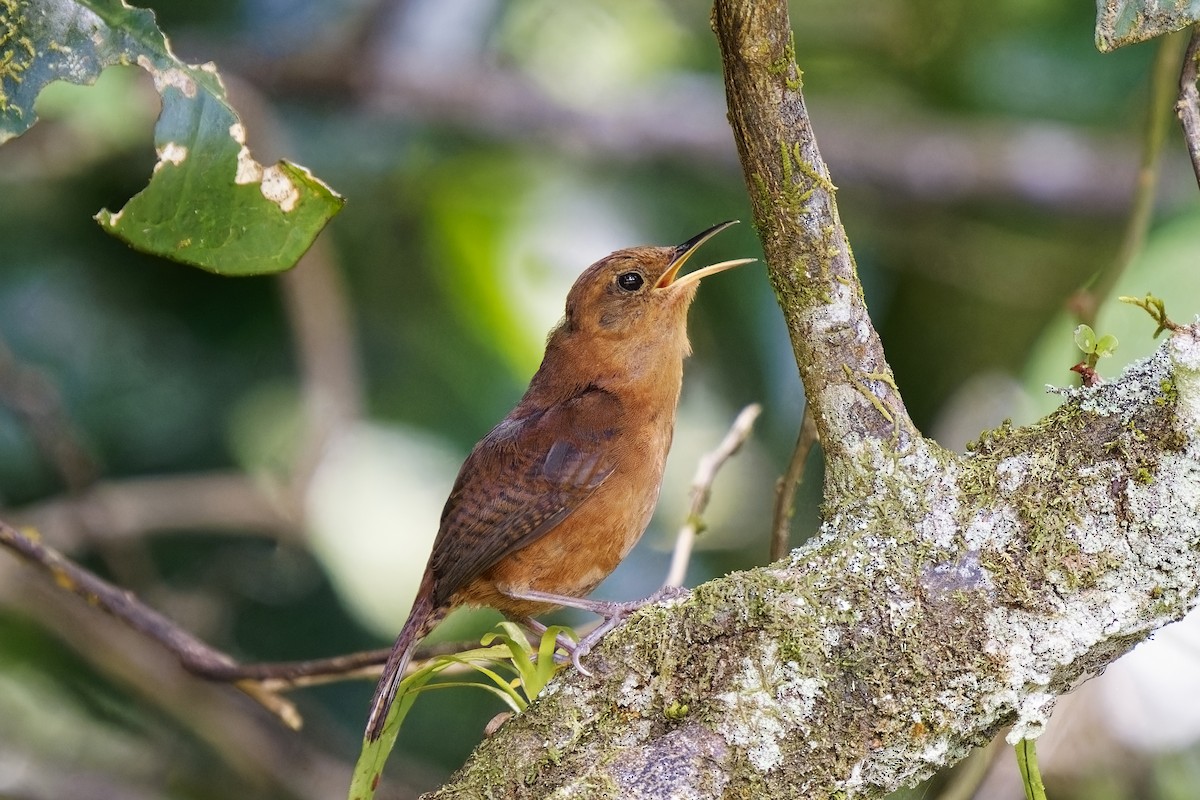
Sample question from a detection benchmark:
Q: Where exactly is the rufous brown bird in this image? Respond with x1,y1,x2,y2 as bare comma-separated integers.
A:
364,221,753,741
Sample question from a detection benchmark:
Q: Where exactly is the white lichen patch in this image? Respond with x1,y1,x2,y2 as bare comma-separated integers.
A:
1070,346,1170,422
615,672,653,709
713,641,822,773
260,165,300,212
913,463,961,549
135,55,197,97
921,550,990,601
1170,324,1200,432
1006,690,1055,743
805,290,855,336
153,142,188,172
1125,450,1200,592
995,455,1029,494
964,505,1019,550
898,442,945,483
918,737,950,763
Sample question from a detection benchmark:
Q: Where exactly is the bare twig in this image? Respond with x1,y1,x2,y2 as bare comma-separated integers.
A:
663,404,761,589
0,516,495,694
770,405,818,561
1069,30,1187,328
0,571,380,800
1178,25,1200,189
0,518,304,728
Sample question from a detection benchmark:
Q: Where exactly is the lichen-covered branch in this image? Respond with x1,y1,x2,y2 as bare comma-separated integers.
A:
427,326,1200,798
710,0,917,502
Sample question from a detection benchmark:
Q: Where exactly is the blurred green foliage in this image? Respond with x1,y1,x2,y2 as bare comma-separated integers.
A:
1,0,1198,798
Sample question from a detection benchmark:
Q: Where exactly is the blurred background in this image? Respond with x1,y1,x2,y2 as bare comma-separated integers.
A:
1,0,1198,798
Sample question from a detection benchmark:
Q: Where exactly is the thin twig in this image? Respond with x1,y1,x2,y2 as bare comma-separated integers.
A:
663,403,761,589
0,571,364,800
193,638,488,690
1178,24,1200,190
770,405,818,562
1069,30,1186,328
0,518,492,693
0,518,303,728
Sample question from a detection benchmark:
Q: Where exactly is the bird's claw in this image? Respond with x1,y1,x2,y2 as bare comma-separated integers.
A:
570,644,593,676
519,586,692,677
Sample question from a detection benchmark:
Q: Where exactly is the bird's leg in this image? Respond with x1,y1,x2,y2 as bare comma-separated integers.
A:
503,586,689,675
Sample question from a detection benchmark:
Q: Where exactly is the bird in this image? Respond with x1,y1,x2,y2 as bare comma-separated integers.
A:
363,221,754,741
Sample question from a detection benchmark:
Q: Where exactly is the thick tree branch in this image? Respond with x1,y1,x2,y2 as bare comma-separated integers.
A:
426,325,1200,799
712,0,916,489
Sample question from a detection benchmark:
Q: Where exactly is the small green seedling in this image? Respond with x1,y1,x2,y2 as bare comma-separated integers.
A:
1073,324,1119,369
664,700,690,720
1071,324,1118,386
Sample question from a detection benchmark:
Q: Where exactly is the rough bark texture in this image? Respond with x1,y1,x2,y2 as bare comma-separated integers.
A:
424,1,1200,797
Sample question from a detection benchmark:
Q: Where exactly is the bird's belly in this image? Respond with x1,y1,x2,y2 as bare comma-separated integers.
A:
460,468,662,617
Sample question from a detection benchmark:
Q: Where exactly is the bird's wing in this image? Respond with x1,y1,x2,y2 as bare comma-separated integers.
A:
427,386,622,606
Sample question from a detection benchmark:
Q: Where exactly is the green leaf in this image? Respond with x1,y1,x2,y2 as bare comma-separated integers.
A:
1093,333,1119,358
480,621,570,702
529,625,572,697
1096,0,1200,52
481,622,538,695
1,0,343,275
347,659,442,800
443,660,527,712
1073,324,1097,354
1014,738,1049,800
346,632,560,800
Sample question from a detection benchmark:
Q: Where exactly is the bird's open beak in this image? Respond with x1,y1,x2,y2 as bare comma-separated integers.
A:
655,220,756,290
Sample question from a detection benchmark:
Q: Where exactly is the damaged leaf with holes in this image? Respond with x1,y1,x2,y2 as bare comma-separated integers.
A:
0,0,343,275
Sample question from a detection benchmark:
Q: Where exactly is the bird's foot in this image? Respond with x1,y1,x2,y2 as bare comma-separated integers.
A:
507,586,691,676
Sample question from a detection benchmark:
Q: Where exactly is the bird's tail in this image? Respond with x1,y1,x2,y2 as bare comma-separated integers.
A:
364,577,442,741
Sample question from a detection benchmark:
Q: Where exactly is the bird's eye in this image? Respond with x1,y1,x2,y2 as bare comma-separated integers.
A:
616,271,644,292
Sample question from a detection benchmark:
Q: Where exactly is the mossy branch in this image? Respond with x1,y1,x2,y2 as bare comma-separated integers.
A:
426,324,1200,799
710,0,918,487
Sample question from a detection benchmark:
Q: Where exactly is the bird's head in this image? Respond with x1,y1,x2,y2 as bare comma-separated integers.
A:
559,221,754,365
